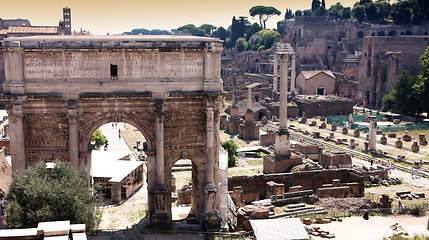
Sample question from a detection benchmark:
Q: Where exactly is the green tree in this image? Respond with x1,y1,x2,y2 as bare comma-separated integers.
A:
303,9,314,16
352,5,366,22
5,161,102,232
391,1,412,24
312,0,321,12
295,10,303,17
315,7,328,16
213,26,227,42
365,2,379,21
321,0,326,8
246,23,262,41
177,24,205,36
91,129,108,150
235,37,247,52
199,24,216,36
381,71,420,115
221,140,238,167
376,1,391,23
284,8,294,19
342,7,352,19
249,6,281,29
417,46,429,113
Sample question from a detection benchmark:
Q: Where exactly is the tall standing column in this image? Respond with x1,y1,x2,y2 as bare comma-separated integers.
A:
369,116,377,151
205,101,215,185
154,99,165,184
273,53,278,93
247,87,252,110
10,100,26,174
203,98,221,230
279,54,289,130
275,53,291,154
291,54,296,93
68,100,79,169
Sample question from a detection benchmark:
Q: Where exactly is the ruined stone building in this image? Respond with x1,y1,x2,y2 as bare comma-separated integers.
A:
220,17,429,110
283,16,429,108
358,36,429,108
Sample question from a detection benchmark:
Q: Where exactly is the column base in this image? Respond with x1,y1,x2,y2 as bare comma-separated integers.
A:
150,184,171,229
152,212,172,230
202,210,221,231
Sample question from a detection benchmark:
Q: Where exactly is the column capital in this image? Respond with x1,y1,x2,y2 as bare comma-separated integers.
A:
154,99,165,118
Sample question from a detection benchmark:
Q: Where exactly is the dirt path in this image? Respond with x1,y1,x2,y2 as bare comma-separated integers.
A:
310,215,429,239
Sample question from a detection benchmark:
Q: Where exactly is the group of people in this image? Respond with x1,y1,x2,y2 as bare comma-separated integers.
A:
370,158,392,173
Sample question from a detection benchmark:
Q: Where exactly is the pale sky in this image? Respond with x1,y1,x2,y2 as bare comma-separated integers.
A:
0,0,357,35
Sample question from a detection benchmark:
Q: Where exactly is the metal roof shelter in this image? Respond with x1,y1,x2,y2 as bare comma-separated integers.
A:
250,218,310,240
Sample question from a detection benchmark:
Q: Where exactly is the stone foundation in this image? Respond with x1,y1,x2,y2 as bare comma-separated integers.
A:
263,153,303,173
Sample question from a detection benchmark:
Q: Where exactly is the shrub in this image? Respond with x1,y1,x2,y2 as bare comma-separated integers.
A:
5,161,103,233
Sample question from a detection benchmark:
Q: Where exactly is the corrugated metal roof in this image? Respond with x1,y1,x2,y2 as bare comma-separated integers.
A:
301,70,335,80
250,218,310,240
7,26,59,34
92,151,142,183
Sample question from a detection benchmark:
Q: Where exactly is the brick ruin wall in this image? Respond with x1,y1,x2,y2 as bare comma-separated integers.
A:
228,169,364,203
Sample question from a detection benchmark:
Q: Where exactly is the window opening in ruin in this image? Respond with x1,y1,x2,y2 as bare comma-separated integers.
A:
110,64,118,79
316,87,325,95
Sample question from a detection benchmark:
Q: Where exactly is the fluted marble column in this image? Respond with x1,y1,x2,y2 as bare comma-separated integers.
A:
291,54,296,93
273,53,278,93
154,99,165,184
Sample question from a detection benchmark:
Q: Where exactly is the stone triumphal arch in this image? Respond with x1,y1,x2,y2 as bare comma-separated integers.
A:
1,35,224,229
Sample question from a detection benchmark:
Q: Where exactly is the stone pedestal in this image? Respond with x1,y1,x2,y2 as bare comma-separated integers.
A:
309,120,316,126
380,134,387,145
263,152,302,173
368,116,377,151
419,134,428,146
350,139,355,148
230,186,244,208
412,142,420,152
312,132,320,138
364,142,369,153
353,129,360,138
202,183,221,231
300,112,307,124
395,138,403,149
403,131,412,142
342,128,348,135
152,184,172,230
228,109,240,134
239,109,260,140
331,123,337,131
388,132,397,138
320,122,326,129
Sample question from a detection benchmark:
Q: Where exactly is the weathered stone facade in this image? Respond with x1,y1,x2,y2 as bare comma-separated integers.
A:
1,35,224,230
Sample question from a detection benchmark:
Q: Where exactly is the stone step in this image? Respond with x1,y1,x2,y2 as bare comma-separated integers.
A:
286,203,306,209
284,206,315,213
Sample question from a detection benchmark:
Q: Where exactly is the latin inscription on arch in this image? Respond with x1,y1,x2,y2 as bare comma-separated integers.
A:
23,52,204,79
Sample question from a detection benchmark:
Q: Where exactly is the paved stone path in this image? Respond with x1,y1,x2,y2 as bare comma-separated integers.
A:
98,123,130,152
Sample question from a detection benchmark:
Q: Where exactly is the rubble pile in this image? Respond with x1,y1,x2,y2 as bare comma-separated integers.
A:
305,225,335,238
315,197,382,212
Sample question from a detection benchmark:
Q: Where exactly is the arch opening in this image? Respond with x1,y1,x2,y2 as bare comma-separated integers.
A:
89,122,149,208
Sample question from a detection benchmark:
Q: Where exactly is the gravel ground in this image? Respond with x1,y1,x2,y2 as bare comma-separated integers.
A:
315,197,382,211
